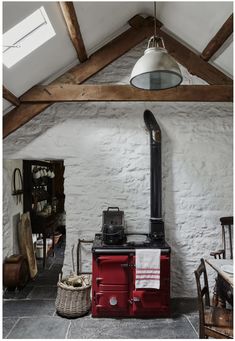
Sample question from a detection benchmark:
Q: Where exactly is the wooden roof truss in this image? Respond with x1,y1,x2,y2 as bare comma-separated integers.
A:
3,4,233,138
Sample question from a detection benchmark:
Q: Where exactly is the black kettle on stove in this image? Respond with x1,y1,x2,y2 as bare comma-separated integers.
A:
101,207,126,245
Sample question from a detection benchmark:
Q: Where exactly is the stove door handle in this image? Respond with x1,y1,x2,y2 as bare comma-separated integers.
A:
96,277,103,283
133,297,141,302
121,263,135,268
96,304,104,309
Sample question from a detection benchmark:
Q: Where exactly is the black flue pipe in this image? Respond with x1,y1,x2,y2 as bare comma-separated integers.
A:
144,110,164,239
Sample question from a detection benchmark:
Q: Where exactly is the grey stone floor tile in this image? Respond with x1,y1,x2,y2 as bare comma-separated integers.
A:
169,318,198,339
2,318,19,338
27,286,57,299
186,312,199,336
3,286,34,300
3,300,55,317
68,315,198,339
6,317,70,339
31,271,60,286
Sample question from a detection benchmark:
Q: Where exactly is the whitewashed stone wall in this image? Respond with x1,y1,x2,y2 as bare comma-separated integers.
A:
3,160,23,259
3,40,233,297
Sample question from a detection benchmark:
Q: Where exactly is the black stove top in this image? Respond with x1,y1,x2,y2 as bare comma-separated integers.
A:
92,233,171,254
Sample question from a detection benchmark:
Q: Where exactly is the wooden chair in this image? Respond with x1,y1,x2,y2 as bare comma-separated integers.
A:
210,216,233,260
194,259,233,339
210,217,233,307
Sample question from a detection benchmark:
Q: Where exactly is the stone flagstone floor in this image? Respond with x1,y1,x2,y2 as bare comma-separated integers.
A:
3,237,199,339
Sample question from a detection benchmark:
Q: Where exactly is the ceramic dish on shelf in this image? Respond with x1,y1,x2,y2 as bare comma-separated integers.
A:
221,264,233,274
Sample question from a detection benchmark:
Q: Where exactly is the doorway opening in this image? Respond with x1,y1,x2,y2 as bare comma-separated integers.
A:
3,159,66,299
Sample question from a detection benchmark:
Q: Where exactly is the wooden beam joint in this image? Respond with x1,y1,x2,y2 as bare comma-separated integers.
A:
3,86,21,106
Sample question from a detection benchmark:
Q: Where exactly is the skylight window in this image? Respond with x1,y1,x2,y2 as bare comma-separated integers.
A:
3,6,56,68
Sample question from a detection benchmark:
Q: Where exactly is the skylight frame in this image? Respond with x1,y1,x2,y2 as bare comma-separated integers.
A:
3,6,56,68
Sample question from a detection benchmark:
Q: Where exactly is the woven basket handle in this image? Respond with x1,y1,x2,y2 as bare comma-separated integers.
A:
71,244,75,273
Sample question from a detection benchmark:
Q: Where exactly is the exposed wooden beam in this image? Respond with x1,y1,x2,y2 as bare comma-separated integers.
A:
3,14,233,139
150,20,232,85
3,86,20,106
3,103,51,139
201,14,233,61
3,16,154,138
59,2,87,62
21,84,233,102
54,16,155,84
128,14,162,29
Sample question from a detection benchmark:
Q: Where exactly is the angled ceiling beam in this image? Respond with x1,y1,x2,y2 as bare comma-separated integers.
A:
201,14,233,62
3,16,155,138
148,19,232,85
59,1,87,62
3,86,20,106
3,103,51,139
54,16,157,84
21,84,233,102
3,14,233,139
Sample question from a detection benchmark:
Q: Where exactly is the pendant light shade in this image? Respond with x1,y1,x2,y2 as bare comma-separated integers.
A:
130,2,183,90
130,46,182,90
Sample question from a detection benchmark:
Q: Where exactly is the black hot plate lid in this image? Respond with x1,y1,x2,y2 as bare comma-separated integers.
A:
92,233,171,253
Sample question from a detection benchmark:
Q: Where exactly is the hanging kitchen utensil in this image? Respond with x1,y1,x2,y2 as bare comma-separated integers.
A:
12,168,23,205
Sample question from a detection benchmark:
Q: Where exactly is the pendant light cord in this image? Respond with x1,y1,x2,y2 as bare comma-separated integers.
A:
154,2,157,38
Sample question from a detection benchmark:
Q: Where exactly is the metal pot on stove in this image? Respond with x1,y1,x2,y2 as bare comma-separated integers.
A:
101,207,126,245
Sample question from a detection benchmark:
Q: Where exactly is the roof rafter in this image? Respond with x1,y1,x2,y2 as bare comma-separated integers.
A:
3,86,21,106
3,15,155,138
3,14,233,139
149,18,232,85
21,84,233,102
59,1,87,62
201,14,233,62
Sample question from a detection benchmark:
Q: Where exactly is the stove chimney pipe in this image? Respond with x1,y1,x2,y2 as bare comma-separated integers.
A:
144,110,164,240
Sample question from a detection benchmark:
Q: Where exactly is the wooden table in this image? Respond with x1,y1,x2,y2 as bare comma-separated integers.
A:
205,259,233,306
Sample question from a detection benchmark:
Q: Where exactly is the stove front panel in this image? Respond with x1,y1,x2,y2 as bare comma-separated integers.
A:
96,255,129,286
92,250,171,318
131,254,170,317
92,254,130,317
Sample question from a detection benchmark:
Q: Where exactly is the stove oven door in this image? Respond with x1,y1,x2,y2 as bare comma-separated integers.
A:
131,254,170,317
94,255,130,317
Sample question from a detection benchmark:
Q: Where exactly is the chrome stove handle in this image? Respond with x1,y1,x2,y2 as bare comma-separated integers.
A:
129,297,141,304
133,297,141,302
121,263,135,268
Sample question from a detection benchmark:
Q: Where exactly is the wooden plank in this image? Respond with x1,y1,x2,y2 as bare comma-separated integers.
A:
201,14,233,61
4,14,233,138
128,14,162,29
3,86,20,106
3,103,51,138
59,2,87,62
54,16,154,84
20,84,233,102
152,21,232,85
3,16,154,138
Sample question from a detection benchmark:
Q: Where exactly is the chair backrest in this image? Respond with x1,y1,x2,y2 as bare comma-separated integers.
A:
220,216,233,259
194,259,210,338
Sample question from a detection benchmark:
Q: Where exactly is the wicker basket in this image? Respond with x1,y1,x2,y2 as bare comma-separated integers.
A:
55,273,91,318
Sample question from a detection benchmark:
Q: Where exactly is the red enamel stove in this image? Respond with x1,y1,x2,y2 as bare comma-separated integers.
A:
92,110,171,318
92,234,171,317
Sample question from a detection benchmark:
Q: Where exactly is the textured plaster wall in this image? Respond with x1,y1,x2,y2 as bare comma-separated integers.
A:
3,40,233,297
3,160,23,259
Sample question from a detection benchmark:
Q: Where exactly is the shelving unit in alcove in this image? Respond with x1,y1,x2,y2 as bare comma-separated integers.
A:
23,160,64,268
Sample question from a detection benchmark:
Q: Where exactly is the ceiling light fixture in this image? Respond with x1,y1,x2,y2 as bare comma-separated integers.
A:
130,2,183,90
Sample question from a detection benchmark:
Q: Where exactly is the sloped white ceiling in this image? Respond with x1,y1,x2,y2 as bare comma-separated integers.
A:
3,1,233,113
